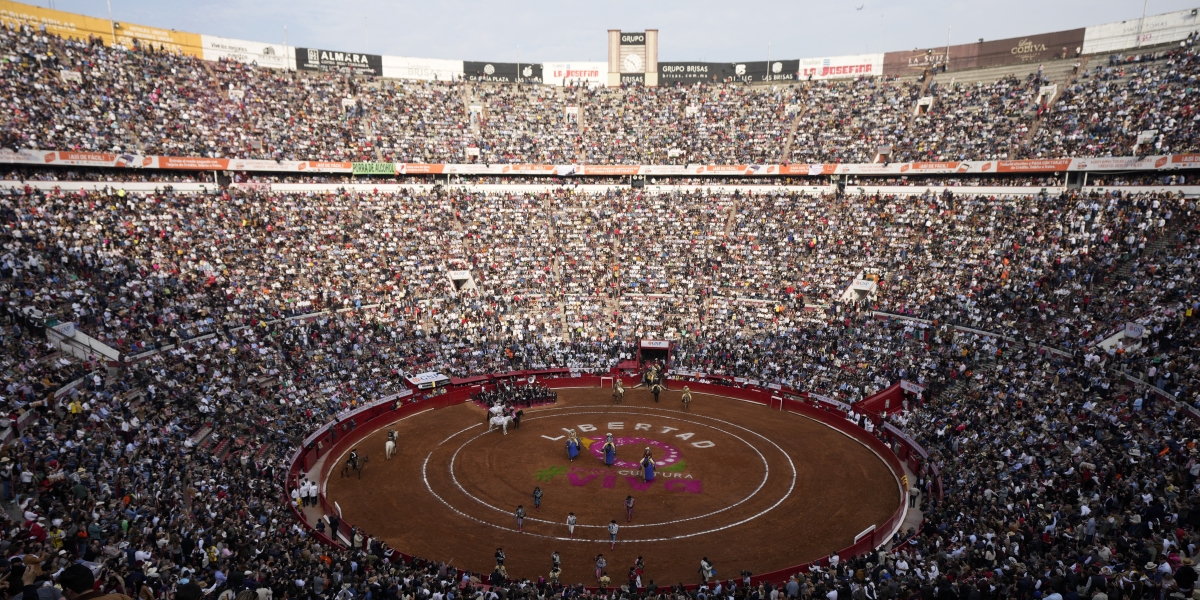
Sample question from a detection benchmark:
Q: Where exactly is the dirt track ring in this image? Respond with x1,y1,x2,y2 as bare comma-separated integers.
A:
325,388,903,584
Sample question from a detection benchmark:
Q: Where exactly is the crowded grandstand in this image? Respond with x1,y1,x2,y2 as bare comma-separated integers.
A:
1,0,1200,599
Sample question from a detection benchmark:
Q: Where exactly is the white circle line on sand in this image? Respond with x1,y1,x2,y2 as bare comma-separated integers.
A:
447,408,769,528
421,404,798,542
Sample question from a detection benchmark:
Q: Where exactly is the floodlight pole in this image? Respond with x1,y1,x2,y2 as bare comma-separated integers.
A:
1136,0,1149,48
107,0,116,46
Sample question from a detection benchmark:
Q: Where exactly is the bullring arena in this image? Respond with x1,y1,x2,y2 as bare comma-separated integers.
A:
304,380,907,585
7,1,1200,600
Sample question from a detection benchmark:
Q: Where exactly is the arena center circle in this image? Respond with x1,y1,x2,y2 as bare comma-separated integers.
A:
325,389,903,582
435,407,785,535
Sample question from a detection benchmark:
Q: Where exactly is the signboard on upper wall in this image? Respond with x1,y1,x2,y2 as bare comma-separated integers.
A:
295,47,383,75
200,35,292,69
798,54,883,80
542,62,607,86
884,29,1085,76
380,55,463,81
463,61,542,83
115,23,203,56
883,43,978,76
975,29,1085,67
658,62,724,84
1083,8,1200,54
619,31,648,73
0,0,202,55
727,60,800,83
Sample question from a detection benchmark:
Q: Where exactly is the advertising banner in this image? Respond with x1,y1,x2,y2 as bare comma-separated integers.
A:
463,61,542,83
1169,154,1200,167
899,380,925,394
0,0,118,46
798,54,884,80
115,23,202,57
883,423,929,458
542,62,607,87
296,47,383,76
809,393,851,412
991,159,1073,172
776,164,838,176
298,161,354,173
727,60,800,83
381,55,463,81
1084,8,1200,54
836,163,905,175
158,156,230,170
401,164,447,174
658,62,724,85
1062,156,1165,171
351,162,396,175
0,0,202,56
200,35,292,69
6,148,1200,176
976,29,1085,68
578,165,642,176
619,73,646,86
900,161,964,173
226,159,302,171
884,43,978,76
884,29,1084,76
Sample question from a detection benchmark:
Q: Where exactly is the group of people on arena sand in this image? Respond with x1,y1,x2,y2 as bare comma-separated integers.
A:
474,382,558,409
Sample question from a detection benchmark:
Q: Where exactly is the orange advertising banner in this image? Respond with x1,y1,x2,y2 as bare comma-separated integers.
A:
299,161,354,173
579,165,641,176
501,164,557,174
1169,154,1200,166
158,157,230,170
0,0,202,56
905,162,961,172
775,164,838,176
399,164,446,174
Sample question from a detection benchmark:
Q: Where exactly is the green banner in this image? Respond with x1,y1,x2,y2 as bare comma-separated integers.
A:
352,162,395,175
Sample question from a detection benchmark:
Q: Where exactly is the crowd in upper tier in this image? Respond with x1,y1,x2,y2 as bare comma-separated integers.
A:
2,23,1199,165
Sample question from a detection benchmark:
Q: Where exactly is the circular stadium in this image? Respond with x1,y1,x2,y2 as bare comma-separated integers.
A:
1,1,1199,600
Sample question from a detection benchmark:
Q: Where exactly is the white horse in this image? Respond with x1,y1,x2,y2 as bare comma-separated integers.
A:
488,415,514,435
385,439,397,459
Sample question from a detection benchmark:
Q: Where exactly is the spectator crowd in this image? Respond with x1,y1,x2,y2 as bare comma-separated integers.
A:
2,24,1199,165
0,14,1198,600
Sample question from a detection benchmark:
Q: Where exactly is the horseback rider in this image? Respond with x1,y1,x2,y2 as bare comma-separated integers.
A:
348,448,360,470
387,428,397,442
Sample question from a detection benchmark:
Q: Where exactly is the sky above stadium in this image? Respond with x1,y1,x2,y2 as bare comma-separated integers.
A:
47,0,1200,62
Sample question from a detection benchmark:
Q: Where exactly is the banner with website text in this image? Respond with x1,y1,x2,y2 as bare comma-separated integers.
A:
1,149,1196,176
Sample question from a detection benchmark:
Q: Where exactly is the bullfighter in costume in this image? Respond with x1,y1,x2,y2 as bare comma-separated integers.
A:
640,448,656,482
566,429,581,461
602,433,617,466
